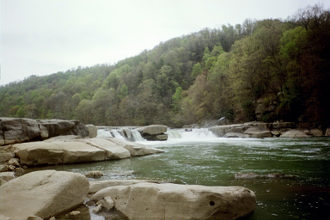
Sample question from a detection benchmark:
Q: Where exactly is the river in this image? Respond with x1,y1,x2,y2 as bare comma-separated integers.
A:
31,128,330,220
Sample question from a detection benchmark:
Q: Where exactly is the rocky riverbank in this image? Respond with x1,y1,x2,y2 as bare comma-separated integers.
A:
0,170,256,220
209,121,330,138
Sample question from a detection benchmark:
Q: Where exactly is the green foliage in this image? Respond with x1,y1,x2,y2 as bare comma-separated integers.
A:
0,5,329,127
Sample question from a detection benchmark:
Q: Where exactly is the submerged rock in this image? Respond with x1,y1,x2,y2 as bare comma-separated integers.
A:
91,182,256,220
0,170,89,220
85,171,104,179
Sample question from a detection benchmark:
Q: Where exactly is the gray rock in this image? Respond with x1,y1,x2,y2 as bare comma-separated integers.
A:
271,130,281,137
89,180,153,194
326,128,330,136
0,172,15,186
38,119,89,138
96,196,114,210
0,170,89,220
85,171,104,179
91,182,256,220
86,124,98,138
13,137,162,166
309,128,323,137
7,158,20,167
244,127,272,138
0,152,14,163
0,118,40,145
13,140,106,166
0,165,8,172
139,125,167,135
209,124,246,137
280,129,310,138
0,118,89,146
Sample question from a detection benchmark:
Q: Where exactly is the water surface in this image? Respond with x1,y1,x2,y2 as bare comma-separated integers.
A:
29,129,330,219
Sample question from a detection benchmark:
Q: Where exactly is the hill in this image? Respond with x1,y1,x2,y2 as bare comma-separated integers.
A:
1,6,329,128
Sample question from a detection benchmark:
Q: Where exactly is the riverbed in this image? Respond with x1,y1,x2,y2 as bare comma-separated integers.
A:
29,128,330,220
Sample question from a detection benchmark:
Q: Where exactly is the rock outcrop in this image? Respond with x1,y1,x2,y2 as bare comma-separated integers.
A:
0,118,89,146
91,181,256,220
138,125,168,141
0,170,89,220
13,137,163,166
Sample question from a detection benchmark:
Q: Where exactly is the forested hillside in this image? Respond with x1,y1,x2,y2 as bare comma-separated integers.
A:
1,6,329,128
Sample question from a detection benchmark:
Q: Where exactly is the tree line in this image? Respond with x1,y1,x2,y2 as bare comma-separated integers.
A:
0,5,329,128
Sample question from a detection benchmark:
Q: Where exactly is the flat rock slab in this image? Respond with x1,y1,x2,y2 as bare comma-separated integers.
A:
0,170,89,220
92,182,256,220
13,140,106,166
13,137,163,166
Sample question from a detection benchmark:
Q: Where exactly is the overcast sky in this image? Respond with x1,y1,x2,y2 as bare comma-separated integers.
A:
1,0,329,85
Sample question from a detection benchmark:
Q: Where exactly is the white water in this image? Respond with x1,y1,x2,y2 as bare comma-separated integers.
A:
97,127,225,145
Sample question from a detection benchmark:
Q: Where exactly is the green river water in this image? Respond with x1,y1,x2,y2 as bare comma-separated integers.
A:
29,130,330,220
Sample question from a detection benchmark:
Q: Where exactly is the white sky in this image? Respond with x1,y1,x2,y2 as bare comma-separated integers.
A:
0,0,329,85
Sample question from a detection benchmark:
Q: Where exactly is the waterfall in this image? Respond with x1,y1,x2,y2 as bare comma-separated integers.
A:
166,128,218,143
131,129,145,142
97,127,220,144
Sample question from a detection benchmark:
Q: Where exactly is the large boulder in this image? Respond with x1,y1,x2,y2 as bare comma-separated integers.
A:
38,119,88,138
0,118,89,146
91,182,256,220
308,128,323,137
0,118,41,145
209,124,246,137
244,127,272,138
280,129,310,138
139,125,167,135
13,140,106,166
13,137,162,166
138,125,168,141
0,170,89,220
